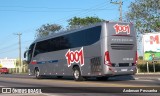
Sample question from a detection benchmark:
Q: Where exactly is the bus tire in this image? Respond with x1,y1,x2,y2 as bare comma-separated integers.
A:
35,68,41,79
73,66,84,81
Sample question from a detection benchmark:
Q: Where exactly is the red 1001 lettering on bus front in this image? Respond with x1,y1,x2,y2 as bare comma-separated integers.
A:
65,47,84,67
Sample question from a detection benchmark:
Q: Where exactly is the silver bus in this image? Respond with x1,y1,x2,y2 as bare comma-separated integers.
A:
24,21,137,81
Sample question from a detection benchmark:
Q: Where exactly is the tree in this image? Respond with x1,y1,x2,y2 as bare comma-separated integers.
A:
126,0,160,33
36,23,62,38
67,16,104,30
138,56,143,60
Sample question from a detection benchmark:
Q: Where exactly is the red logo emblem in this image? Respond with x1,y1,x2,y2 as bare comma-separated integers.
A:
114,24,130,34
65,47,84,67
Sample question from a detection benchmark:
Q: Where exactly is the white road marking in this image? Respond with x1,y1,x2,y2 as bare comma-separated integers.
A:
135,79,154,82
135,77,160,81
135,78,139,80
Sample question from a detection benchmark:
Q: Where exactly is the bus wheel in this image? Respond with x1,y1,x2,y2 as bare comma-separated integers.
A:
73,66,84,81
35,69,41,79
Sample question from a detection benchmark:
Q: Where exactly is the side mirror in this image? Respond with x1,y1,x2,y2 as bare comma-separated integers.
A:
24,51,27,58
24,49,30,58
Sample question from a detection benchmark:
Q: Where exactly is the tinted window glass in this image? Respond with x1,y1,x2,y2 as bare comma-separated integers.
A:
34,26,101,56
28,44,35,62
85,26,101,45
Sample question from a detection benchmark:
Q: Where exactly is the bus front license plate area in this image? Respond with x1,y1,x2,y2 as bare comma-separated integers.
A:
121,69,127,72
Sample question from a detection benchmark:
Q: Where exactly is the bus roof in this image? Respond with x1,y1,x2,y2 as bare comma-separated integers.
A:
32,21,131,44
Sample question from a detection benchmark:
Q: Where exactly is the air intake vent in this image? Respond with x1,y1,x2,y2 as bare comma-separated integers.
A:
90,57,101,72
111,44,134,50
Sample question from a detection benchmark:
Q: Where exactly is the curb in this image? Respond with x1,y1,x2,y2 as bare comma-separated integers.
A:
136,73,160,75
135,77,160,81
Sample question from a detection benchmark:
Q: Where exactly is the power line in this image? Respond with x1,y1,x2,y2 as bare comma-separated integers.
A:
55,2,114,25
0,0,113,10
22,40,33,43
0,34,16,46
0,5,116,14
0,48,18,54
0,43,18,51
0,39,33,52
0,1,117,27
110,0,123,21
0,5,101,10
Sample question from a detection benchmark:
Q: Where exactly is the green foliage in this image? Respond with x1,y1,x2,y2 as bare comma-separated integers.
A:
138,56,143,60
0,64,2,68
145,51,156,53
36,23,62,38
67,16,104,30
137,63,160,72
126,0,160,33
35,16,104,37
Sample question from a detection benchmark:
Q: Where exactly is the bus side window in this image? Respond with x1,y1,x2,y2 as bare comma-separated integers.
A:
34,50,39,57
33,41,47,57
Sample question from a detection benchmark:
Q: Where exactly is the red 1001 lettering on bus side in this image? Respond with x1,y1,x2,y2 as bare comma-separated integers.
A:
65,47,84,67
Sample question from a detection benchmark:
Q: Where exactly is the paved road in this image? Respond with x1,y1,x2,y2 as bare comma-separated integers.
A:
1,73,160,80
135,74,160,80
0,74,159,96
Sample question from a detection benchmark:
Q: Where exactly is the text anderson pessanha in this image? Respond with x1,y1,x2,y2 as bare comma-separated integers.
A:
123,89,157,93
123,89,139,92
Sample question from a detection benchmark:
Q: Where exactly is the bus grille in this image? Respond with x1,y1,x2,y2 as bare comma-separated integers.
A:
111,44,134,50
90,57,101,72
119,63,129,67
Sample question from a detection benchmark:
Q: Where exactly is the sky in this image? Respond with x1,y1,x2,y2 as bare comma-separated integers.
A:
0,0,134,59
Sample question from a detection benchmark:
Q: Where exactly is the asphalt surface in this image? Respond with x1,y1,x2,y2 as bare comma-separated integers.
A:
0,73,159,96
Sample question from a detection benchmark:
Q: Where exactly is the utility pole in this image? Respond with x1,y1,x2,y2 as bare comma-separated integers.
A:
110,0,123,21
14,33,22,73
